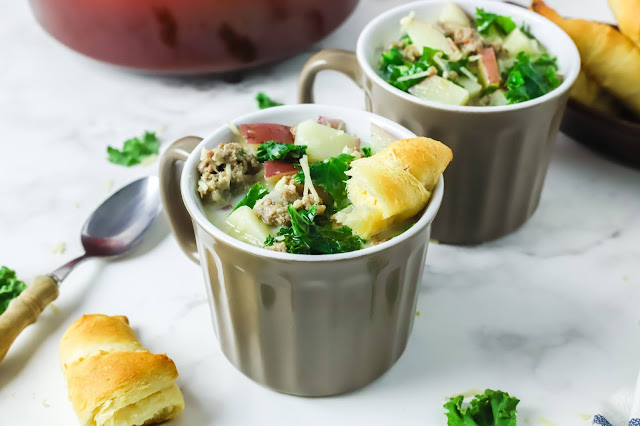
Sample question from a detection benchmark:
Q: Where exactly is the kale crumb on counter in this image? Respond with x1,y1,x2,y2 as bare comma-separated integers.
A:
255,92,284,109
444,389,519,426
0,266,27,315
107,131,160,166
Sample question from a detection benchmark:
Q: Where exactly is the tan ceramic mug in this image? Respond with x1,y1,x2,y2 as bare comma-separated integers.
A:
299,0,580,244
159,104,444,396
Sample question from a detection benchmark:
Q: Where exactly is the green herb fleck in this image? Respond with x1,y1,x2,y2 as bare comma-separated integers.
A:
264,235,276,247
475,8,516,36
362,146,373,157
400,33,413,45
277,205,363,254
255,92,283,109
0,267,27,315
233,183,269,212
256,141,307,163
520,24,536,40
294,154,354,212
107,131,159,167
444,389,519,426
505,52,561,104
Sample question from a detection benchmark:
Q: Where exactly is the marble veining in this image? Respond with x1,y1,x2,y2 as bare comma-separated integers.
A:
1,0,639,425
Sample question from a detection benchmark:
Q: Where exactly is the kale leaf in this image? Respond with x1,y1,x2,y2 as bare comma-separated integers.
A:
380,45,471,92
107,131,159,167
233,183,269,212
505,52,561,104
277,205,363,254
0,266,27,315
256,141,307,163
444,389,519,426
475,8,516,36
255,92,283,109
294,153,354,211
264,235,276,247
520,24,536,40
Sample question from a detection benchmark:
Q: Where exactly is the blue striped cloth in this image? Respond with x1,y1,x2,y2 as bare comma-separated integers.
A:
593,415,640,426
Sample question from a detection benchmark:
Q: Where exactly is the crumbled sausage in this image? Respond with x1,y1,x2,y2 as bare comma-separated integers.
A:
253,175,326,226
197,143,260,202
452,27,484,56
402,44,422,62
253,193,292,226
265,241,288,252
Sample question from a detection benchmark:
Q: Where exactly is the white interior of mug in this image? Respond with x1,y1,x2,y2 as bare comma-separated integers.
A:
356,0,581,113
178,104,444,262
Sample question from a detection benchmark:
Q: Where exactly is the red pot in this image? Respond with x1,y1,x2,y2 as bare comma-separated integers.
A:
29,0,359,74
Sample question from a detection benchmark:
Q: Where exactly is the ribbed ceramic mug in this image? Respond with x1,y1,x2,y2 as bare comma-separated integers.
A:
159,104,444,396
298,0,580,244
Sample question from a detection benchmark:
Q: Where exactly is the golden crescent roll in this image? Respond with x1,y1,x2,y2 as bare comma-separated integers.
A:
531,0,640,115
334,137,452,239
60,314,185,426
609,0,640,48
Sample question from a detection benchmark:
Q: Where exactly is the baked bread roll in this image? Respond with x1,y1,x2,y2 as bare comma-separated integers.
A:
60,314,184,426
609,0,640,48
570,70,622,115
334,137,452,239
531,0,640,115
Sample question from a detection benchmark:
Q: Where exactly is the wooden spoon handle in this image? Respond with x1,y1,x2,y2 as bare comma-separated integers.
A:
0,275,59,362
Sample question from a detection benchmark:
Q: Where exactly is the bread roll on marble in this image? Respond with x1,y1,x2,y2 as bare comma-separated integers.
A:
609,0,640,48
334,137,452,239
60,314,184,426
531,0,640,115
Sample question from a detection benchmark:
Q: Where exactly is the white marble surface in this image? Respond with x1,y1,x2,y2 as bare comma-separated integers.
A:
1,0,639,425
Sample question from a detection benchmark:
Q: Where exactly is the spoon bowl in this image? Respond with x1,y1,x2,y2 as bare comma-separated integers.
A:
81,176,162,257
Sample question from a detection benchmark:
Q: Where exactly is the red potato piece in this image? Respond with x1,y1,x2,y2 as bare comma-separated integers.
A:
264,160,297,179
240,123,294,145
317,116,345,130
480,47,500,88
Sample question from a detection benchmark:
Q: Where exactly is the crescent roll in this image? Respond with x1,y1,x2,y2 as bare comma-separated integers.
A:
531,0,640,115
609,0,640,48
570,70,622,115
334,137,452,239
60,314,185,426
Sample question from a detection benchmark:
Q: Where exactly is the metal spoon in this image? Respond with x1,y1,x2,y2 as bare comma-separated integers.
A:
0,176,162,362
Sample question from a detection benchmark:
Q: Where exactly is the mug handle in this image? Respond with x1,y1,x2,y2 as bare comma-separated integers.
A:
159,136,203,264
298,49,362,103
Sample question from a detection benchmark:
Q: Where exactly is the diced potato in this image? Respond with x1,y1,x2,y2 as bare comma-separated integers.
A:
503,28,542,57
457,76,483,98
370,123,397,154
240,123,293,145
264,160,297,181
294,120,358,162
409,75,470,106
489,90,509,106
439,3,471,27
478,47,500,88
225,206,272,247
401,15,453,55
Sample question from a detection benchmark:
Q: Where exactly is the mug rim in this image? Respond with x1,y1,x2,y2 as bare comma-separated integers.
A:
178,104,444,263
356,0,581,113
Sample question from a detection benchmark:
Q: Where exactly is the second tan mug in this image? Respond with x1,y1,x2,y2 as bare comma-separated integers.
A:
298,0,580,245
